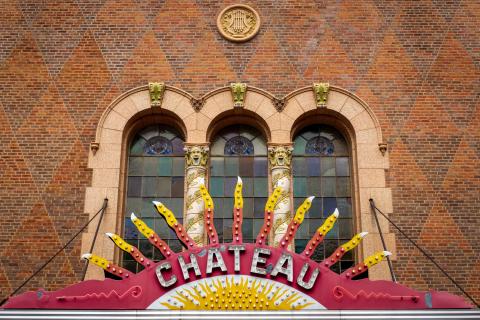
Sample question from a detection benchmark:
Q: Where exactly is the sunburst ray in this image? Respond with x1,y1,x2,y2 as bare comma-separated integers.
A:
255,186,282,245
153,201,198,249
278,196,314,248
130,212,173,257
106,232,153,268
301,208,339,258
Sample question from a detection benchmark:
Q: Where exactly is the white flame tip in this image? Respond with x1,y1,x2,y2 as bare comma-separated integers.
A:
333,208,339,218
105,232,114,238
198,177,205,185
359,232,369,238
130,212,137,220
152,200,162,206
307,196,315,202
383,251,392,256
237,176,242,184
81,253,92,260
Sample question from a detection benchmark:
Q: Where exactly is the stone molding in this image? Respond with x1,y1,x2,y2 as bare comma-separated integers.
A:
84,83,393,280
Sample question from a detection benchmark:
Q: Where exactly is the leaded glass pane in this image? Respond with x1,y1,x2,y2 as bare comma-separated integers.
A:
128,157,143,175
122,125,184,273
292,124,353,272
158,158,172,176
209,125,267,243
210,157,224,176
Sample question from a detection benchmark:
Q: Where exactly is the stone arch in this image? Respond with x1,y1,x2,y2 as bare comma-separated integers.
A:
284,86,394,281
82,85,193,280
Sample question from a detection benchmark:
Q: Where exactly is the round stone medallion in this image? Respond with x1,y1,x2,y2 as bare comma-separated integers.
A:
217,4,261,42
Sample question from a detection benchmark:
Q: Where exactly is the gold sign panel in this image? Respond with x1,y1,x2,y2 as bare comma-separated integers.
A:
217,4,261,42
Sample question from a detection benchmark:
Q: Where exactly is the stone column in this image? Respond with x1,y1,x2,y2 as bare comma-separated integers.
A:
268,145,293,247
183,145,209,246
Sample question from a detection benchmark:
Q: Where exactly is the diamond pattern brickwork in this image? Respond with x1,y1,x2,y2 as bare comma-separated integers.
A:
0,0,478,303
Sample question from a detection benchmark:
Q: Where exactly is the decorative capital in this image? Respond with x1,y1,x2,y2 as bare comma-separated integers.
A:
149,82,165,107
230,82,247,107
184,145,210,167
268,145,293,169
190,97,205,112
378,142,388,156
272,97,286,112
313,82,329,107
90,142,99,155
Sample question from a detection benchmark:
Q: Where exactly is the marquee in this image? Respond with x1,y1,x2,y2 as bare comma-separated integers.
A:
3,178,471,310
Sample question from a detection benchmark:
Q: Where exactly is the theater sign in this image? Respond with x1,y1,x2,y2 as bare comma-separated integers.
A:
3,178,471,310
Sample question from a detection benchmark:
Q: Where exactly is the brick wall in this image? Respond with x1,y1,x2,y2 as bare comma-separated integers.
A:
0,0,478,303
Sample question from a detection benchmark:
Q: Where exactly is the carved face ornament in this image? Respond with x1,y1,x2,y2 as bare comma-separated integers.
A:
190,147,203,166
269,146,293,167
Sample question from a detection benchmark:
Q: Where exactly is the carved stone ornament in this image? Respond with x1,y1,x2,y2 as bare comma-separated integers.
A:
313,82,330,107
90,142,100,155
268,145,293,169
230,82,247,107
190,97,205,112
378,142,388,156
149,82,165,107
217,4,261,42
184,145,209,167
272,97,286,112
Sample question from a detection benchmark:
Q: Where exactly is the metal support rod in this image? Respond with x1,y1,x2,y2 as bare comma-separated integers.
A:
369,199,479,308
81,198,108,281
0,199,108,307
369,199,396,282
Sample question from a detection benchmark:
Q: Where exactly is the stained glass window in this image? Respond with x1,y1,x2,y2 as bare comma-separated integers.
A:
210,125,268,243
122,125,184,273
293,125,354,273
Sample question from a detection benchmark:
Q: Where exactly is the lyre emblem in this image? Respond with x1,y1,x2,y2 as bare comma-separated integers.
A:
217,4,261,42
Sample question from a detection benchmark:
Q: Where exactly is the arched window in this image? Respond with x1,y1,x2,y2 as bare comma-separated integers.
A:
292,125,354,273
122,125,185,273
209,125,268,243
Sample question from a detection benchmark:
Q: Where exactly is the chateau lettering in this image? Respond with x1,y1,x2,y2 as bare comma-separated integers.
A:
156,246,320,290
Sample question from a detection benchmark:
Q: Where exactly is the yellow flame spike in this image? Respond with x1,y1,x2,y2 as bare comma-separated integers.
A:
342,251,392,279
278,196,315,248
265,186,283,212
81,253,130,278
199,184,214,210
234,176,243,208
130,212,155,238
323,231,368,268
293,196,315,224
364,251,392,268
105,232,132,253
317,208,339,234
152,201,177,227
341,232,368,252
302,208,339,257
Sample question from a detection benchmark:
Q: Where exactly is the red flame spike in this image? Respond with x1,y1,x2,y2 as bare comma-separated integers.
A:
255,187,283,245
199,180,219,245
278,196,315,249
151,202,199,249
232,177,244,244
106,232,154,268
302,208,339,258
322,232,368,268
130,213,174,257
